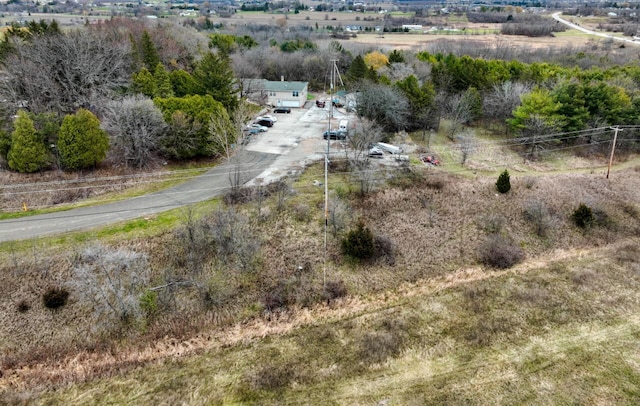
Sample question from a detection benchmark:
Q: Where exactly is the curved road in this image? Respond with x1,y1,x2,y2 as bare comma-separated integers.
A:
0,106,333,242
552,12,640,46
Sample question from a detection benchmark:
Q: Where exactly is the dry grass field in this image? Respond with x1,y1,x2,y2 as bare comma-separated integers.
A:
1,146,639,402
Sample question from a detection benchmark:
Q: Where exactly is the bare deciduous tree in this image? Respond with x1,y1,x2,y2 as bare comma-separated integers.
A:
70,244,150,331
456,129,476,167
355,82,410,133
0,29,132,116
483,81,531,134
441,92,474,141
101,95,167,168
347,118,383,195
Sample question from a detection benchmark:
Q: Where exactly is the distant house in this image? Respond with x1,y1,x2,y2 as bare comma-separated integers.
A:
241,78,308,108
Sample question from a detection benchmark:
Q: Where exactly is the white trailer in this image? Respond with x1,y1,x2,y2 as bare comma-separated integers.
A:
375,142,403,155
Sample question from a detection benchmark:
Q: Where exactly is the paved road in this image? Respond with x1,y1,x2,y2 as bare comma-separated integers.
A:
552,12,640,46
0,150,278,242
0,105,337,242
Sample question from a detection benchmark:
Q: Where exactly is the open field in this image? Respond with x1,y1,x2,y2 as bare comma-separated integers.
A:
1,146,639,402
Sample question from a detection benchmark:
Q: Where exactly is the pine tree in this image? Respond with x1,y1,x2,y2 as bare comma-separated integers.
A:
132,67,157,97
140,30,160,74
496,169,511,194
58,109,109,170
7,110,49,173
153,63,174,98
346,55,367,85
192,52,238,112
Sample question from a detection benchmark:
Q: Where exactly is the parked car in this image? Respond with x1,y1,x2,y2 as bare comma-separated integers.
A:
247,123,268,132
256,118,274,127
323,129,347,140
258,114,277,123
315,100,326,108
245,128,261,135
273,107,291,113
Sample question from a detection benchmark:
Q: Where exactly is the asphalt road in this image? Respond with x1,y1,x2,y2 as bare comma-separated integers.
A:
0,105,338,242
552,12,640,46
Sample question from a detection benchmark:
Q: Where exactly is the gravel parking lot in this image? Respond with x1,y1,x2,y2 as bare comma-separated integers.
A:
245,102,354,184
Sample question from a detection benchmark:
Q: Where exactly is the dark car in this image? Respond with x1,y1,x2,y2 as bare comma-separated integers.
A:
323,130,347,140
273,107,291,113
256,119,274,127
315,100,326,108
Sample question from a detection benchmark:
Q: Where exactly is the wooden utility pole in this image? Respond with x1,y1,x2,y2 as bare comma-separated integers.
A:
606,126,621,179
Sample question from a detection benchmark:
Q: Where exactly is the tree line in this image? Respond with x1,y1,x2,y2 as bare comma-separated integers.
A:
1,17,640,174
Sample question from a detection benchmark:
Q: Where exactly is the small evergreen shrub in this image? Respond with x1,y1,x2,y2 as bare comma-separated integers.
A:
572,203,594,228
496,169,511,194
42,287,69,309
341,221,375,260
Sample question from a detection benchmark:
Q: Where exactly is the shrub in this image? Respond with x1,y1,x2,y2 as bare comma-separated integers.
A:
496,169,511,193
523,200,554,237
262,281,293,311
479,214,505,234
323,280,348,302
341,221,375,260
478,234,524,269
374,235,396,265
16,299,30,313
572,203,594,228
42,287,70,309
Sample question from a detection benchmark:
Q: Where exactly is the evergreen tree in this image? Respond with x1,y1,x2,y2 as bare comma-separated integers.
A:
7,111,49,173
388,49,405,64
140,30,160,74
153,63,174,98
170,69,200,97
132,67,157,97
346,55,367,85
57,109,109,170
496,169,511,194
192,52,238,112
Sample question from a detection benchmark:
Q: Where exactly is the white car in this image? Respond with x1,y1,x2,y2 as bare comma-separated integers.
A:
247,123,268,132
259,114,277,123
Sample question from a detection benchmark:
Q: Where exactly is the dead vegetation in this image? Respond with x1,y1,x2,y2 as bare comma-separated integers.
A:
0,157,639,400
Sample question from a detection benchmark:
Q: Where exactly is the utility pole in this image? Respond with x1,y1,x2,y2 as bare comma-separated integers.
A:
606,126,621,179
323,60,338,290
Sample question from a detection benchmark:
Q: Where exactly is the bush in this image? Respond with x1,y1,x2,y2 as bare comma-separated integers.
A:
323,280,348,302
572,203,594,228
523,200,553,237
341,221,375,260
16,299,30,313
478,234,524,269
374,235,396,265
42,287,70,309
496,169,511,193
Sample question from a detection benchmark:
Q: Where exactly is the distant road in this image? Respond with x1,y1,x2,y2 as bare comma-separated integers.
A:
552,12,640,46
0,150,278,243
